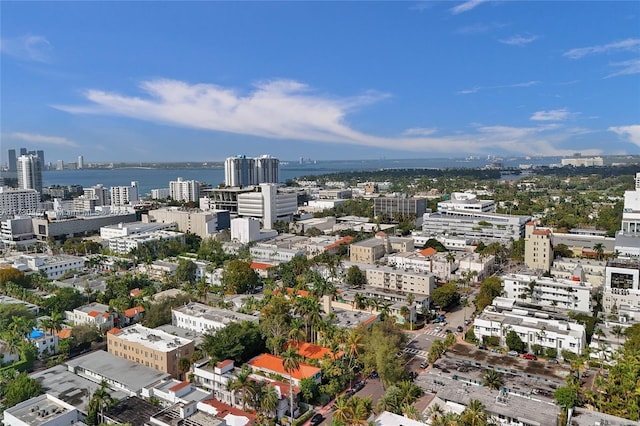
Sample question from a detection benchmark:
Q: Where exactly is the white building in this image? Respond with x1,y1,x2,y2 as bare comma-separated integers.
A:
473,298,586,357
603,258,640,319
172,302,258,334
0,216,37,248
169,177,200,203
551,258,606,287
437,192,496,213
145,207,230,238
65,302,115,332
230,217,277,243
28,329,59,358
250,243,305,263
616,172,640,257
0,187,40,215
83,184,110,206
3,393,83,426
110,181,139,206
237,183,298,229
17,154,43,197
501,273,593,313
12,254,85,280
561,156,604,167
151,188,170,200
100,221,176,240
421,210,530,242
107,230,184,254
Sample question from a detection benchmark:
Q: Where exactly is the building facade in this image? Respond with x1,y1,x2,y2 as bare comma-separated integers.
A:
524,222,554,273
17,154,43,198
421,210,530,242
365,266,436,296
107,324,195,379
0,187,40,215
172,302,258,334
110,182,139,206
603,258,640,320
373,197,427,218
501,273,593,313
437,192,496,213
224,155,279,187
169,177,200,203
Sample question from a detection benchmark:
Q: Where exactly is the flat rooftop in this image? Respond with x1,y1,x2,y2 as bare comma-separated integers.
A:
66,350,170,393
4,394,76,426
31,364,128,412
155,323,204,346
103,396,160,425
173,302,258,325
110,323,193,352
416,372,560,426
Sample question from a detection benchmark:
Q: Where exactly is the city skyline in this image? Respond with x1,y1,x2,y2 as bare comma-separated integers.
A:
1,1,639,163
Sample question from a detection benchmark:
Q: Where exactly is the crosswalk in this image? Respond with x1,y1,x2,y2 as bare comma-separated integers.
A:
403,347,428,357
423,329,448,339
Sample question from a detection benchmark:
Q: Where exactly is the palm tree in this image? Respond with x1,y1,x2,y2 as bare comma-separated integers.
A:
349,395,373,425
332,395,353,425
461,399,489,426
611,325,624,345
178,357,191,381
48,310,64,335
593,243,605,260
401,404,422,421
87,380,115,425
259,384,279,418
281,348,302,425
226,365,256,411
482,369,503,390
445,252,456,281
379,302,392,321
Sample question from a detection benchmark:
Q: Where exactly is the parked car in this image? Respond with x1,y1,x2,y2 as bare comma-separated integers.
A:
464,319,472,326
310,413,325,426
547,358,559,364
507,350,519,356
433,318,441,323
354,381,365,391
435,326,442,332
445,329,453,334
457,326,464,332
477,344,487,350
522,353,537,360
369,370,378,379
420,360,428,369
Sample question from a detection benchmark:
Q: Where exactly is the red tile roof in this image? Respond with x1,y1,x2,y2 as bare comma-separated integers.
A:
274,288,310,298
87,311,100,317
250,262,274,270
169,381,191,392
532,229,551,236
247,354,321,381
419,247,437,257
129,288,142,297
324,236,355,250
107,327,122,335
375,231,387,237
124,306,145,318
56,329,72,339
287,341,344,360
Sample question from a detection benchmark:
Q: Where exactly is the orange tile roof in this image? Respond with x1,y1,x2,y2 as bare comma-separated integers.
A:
56,329,72,339
250,262,274,270
87,311,100,317
124,305,145,318
130,288,142,297
107,327,122,335
419,247,437,257
274,288,310,298
247,354,321,381
375,231,387,237
169,381,191,392
287,341,344,360
324,236,355,250
532,229,551,236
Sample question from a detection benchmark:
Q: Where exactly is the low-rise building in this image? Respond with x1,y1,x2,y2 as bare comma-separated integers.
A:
65,302,115,332
0,294,39,314
100,221,176,240
144,207,230,238
365,266,436,296
473,298,586,357
247,353,322,386
27,329,59,358
107,324,195,379
0,216,37,248
421,210,530,242
437,192,496,213
11,254,84,280
502,273,593,314
107,230,185,254
374,196,428,218
0,186,40,215
551,258,606,287
249,243,305,263
3,393,83,426
172,302,258,334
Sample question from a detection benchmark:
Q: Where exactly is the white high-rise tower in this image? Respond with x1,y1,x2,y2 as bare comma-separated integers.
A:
17,154,43,198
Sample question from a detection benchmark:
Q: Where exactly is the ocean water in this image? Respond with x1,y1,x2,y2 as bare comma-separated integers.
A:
42,157,559,195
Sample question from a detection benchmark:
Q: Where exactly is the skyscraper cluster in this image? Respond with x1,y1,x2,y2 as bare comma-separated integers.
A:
7,148,45,200
224,155,279,187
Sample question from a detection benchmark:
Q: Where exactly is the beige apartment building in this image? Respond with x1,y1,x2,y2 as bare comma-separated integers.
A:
366,266,436,296
107,324,194,379
524,222,553,273
349,233,413,264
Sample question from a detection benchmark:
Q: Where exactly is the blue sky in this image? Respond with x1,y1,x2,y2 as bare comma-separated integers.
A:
1,1,639,163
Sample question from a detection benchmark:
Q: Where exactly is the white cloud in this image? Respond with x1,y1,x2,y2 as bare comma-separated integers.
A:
402,127,437,136
499,34,539,46
609,125,640,147
457,80,539,95
0,34,52,62
456,22,508,35
55,77,595,156
450,0,487,15
530,108,572,122
8,132,79,147
606,58,640,78
563,38,640,59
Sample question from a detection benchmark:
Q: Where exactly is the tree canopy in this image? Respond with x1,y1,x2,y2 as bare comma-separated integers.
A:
202,321,265,364
431,283,460,310
221,260,260,294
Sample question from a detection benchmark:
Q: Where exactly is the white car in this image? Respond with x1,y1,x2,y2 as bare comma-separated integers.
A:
435,326,442,332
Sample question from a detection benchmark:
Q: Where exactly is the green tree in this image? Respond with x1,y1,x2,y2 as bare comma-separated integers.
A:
299,377,319,403
281,347,302,425
431,283,460,310
175,258,198,284
2,371,43,408
202,321,265,364
345,265,366,288
422,239,447,252
227,366,256,411
554,386,580,411
505,330,525,353
475,276,503,312
86,380,116,425
461,399,489,426
259,384,279,417
221,260,260,294
482,369,503,390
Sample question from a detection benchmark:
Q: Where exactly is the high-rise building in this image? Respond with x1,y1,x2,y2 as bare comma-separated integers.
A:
524,222,553,273
16,154,43,198
110,181,139,206
56,160,64,171
7,149,17,172
224,154,279,187
83,184,110,206
169,177,200,202
77,155,84,169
